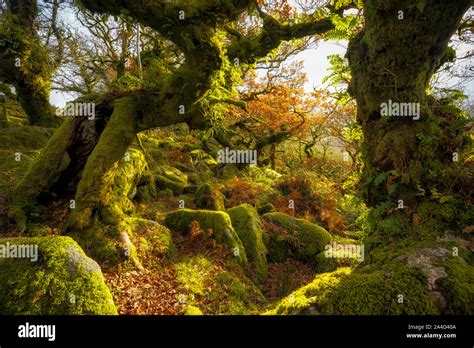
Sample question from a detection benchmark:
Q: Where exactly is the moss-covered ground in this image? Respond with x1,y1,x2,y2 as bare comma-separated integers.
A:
0,100,472,315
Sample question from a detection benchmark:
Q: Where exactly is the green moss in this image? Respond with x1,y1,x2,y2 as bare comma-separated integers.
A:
315,237,363,274
0,149,33,171
69,215,175,270
266,267,352,315
156,165,188,185
195,183,225,211
269,257,442,315
189,149,217,167
436,257,474,314
133,140,189,200
333,236,359,244
175,255,209,296
67,144,149,268
162,209,247,265
26,224,55,237
0,149,34,214
314,237,473,314
105,147,147,220
257,203,275,215
135,185,156,203
332,237,473,314
155,175,186,195
216,163,240,179
69,97,137,230
363,238,451,267
0,236,117,314
320,262,440,315
128,218,176,260
135,171,158,203
314,247,360,273
0,13,60,127
174,254,265,315
0,125,52,151
0,100,29,126
9,120,75,232
184,305,203,315
262,212,332,264
227,204,268,284
68,222,127,267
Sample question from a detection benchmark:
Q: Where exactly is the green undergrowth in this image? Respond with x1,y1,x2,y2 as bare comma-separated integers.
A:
2,106,470,316
174,254,266,314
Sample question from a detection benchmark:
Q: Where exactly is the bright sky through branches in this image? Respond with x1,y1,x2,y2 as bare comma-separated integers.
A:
50,2,473,108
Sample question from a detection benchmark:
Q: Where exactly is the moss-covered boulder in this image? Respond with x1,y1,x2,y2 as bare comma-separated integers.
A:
189,149,217,167
162,209,247,265
156,165,188,185
266,264,441,315
0,126,53,151
135,171,158,203
195,183,225,211
269,239,473,315
215,163,240,179
314,240,363,273
68,216,175,270
154,175,186,195
150,165,188,195
262,212,332,264
265,267,352,315
227,204,268,283
0,99,29,126
318,263,440,314
435,257,474,314
0,236,117,314
257,203,275,215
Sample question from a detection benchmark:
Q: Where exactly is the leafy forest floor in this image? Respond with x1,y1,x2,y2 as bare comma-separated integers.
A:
0,99,368,315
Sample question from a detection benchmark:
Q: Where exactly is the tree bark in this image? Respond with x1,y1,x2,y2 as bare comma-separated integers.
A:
1,0,60,126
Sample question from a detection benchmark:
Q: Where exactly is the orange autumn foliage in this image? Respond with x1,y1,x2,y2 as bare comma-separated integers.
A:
274,172,347,233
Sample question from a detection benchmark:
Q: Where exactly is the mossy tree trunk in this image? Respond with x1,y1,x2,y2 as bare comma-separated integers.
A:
319,0,473,314
15,77,57,127
347,0,472,240
68,97,137,230
1,0,60,127
8,112,108,231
